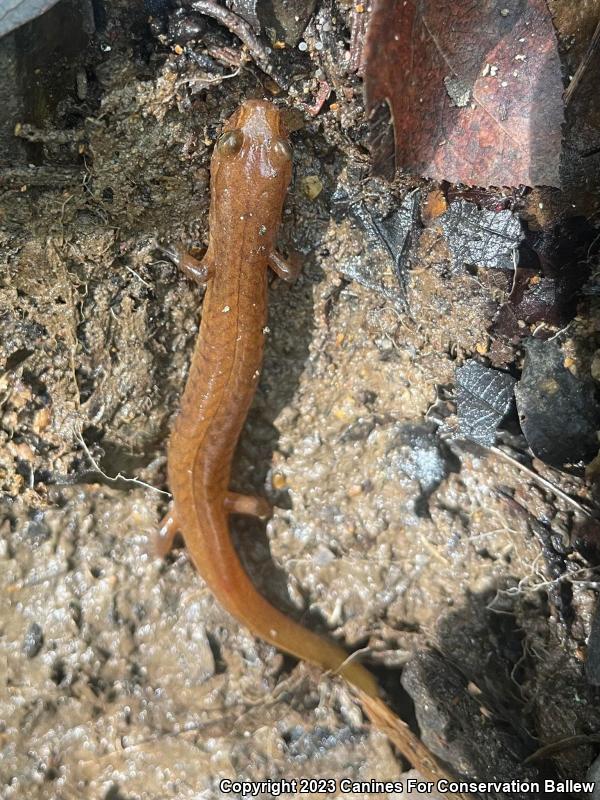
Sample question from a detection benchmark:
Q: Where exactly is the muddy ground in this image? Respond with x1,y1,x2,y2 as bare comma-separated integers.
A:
2,2,600,799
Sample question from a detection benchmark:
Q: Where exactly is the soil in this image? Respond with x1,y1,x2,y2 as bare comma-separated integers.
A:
2,2,600,799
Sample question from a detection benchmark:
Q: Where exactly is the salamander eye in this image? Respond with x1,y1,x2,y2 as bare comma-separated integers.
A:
216,129,243,155
272,139,292,161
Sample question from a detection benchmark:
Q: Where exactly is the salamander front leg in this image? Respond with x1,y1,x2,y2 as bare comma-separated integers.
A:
154,508,181,557
268,250,302,283
225,492,272,519
156,243,214,285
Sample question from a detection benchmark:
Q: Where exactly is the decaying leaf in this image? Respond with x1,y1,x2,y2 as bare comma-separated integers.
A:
492,218,600,344
364,0,564,187
229,0,316,45
439,200,523,272
456,360,516,446
515,339,600,467
332,174,421,308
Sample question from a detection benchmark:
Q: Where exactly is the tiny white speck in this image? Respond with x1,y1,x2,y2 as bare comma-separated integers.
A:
490,65,498,76
262,326,270,334
539,202,544,209
253,370,260,379
515,54,526,61
298,41,308,51
501,80,508,87
222,305,230,313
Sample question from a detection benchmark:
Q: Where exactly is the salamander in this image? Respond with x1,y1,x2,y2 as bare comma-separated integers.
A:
157,99,379,698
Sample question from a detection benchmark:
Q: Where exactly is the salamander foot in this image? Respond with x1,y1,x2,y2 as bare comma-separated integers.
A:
224,492,272,519
154,509,181,557
268,250,302,283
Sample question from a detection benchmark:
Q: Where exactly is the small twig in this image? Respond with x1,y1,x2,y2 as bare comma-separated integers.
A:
524,733,600,763
349,4,370,75
14,122,85,144
564,18,600,106
191,1,289,89
0,165,81,188
303,80,331,117
547,320,573,342
508,245,519,296
491,445,594,518
76,431,170,496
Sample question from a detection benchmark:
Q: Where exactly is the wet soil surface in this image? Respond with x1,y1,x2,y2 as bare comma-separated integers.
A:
2,2,600,799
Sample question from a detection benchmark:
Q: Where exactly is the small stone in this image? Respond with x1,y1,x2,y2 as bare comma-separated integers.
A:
591,351,600,381
272,473,287,490
22,623,44,658
301,175,323,200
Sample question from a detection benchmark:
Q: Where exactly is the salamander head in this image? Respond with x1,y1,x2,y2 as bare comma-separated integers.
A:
212,99,292,182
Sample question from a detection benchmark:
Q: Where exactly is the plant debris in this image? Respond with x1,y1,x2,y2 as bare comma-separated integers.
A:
515,339,600,467
492,218,600,345
331,175,421,308
364,0,564,187
229,0,316,46
438,200,523,273
586,600,600,686
455,360,516,446
191,0,291,87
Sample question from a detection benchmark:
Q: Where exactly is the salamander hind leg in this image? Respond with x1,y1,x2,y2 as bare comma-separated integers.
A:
153,508,181,557
155,242,214,285
268,250,302,283
224,492,272,519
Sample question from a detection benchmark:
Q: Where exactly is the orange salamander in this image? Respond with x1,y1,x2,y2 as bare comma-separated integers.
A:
156,99,379,698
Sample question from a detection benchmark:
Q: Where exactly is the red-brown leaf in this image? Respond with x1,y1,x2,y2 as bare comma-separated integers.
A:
364,0,564,188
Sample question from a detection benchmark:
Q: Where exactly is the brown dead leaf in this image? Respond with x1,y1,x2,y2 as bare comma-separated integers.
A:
364,0,564,188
